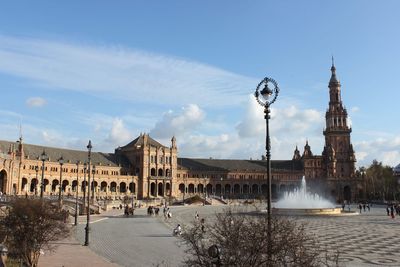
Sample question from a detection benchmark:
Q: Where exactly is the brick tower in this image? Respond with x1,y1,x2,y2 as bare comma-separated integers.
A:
322,59,356,181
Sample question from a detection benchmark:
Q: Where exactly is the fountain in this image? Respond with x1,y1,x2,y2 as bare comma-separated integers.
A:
273,176,342,215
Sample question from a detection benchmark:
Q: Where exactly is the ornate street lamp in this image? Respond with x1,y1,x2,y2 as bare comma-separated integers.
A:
74,161,80,226
39,150,48,198
254,76,279,261
58,156,64,207
84,140,92,246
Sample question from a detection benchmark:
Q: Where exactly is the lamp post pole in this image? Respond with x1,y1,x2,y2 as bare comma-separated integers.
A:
35,164,39,196
254,76,279,263
58,156,64,207
74,161,80,226
40,150,48,198
220,177,223,199
82,162,87,215
91,165,96,204
183,178,186,204
131,175,136,210
84,140,92,246
204,176,207,205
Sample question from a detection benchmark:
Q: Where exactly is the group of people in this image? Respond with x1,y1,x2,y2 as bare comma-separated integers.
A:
147,205,160,216
163,206,172,220
358,203,371,213
124,205,135,216
386,204,400,219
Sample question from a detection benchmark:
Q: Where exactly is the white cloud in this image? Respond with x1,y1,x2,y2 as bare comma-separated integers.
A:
26,97,46,107
0,35,256,107
355,137,400,167
150,104,205,138
106,118,132,145
236,95,324,139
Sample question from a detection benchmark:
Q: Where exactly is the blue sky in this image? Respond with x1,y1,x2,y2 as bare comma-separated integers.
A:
0,1,399,167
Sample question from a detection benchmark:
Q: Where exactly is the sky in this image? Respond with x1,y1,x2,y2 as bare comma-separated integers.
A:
0,1,399,168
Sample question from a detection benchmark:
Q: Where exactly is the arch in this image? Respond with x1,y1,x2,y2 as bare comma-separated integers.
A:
30,178,38,194
21,177,28,191
178,183,185,194
135,168,140,176
129,182,135,193
197,184,204,194
110,182,117,192
72,180,78,192
158,182,164,196
261,184,268,194
44,179,49,192
52,179,59,192
158,168,163,176
224,184,231,195
101,181,107,192
271,184,277,199
120,182,127,193
216,184,222,195
233,184,240,194
150,182,156,196
252,184,259,194
344,186,351,201
188,183,195,194
151,168,156,176
206,184,213,195
0,170,7,193
165,169,170,177
166,183,171,195
280,184,287,193
81,181,88,192
243,184,249,194
62,180,69,192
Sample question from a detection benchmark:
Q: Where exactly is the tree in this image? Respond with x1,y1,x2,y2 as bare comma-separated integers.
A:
365,160,396,201
0,198,70,267
180,209,340,267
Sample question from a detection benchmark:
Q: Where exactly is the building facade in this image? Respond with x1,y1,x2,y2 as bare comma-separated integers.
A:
0,63,362,203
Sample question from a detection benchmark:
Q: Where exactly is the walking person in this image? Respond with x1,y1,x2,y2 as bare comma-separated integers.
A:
358,203,362,214
390,205,395,219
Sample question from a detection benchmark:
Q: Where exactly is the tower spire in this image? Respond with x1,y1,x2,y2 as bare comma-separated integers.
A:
329,57,339,84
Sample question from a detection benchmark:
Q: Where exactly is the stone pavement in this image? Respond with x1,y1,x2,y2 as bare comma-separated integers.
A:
297,207,400,266
39,204,400,267
38,209,123,267
165,204,400,267
74,208,186,267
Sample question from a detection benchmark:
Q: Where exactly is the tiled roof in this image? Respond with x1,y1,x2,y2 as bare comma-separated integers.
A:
177,158,303,172
0,140,126,167
120,134,165,149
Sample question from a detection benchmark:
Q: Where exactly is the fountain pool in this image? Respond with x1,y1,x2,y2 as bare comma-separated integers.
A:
273,176,342,215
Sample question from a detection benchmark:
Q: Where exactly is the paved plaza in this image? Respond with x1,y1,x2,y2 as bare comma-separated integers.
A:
39,204,400,267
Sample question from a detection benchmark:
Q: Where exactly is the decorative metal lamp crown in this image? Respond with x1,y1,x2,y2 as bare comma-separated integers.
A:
254,77,279,107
